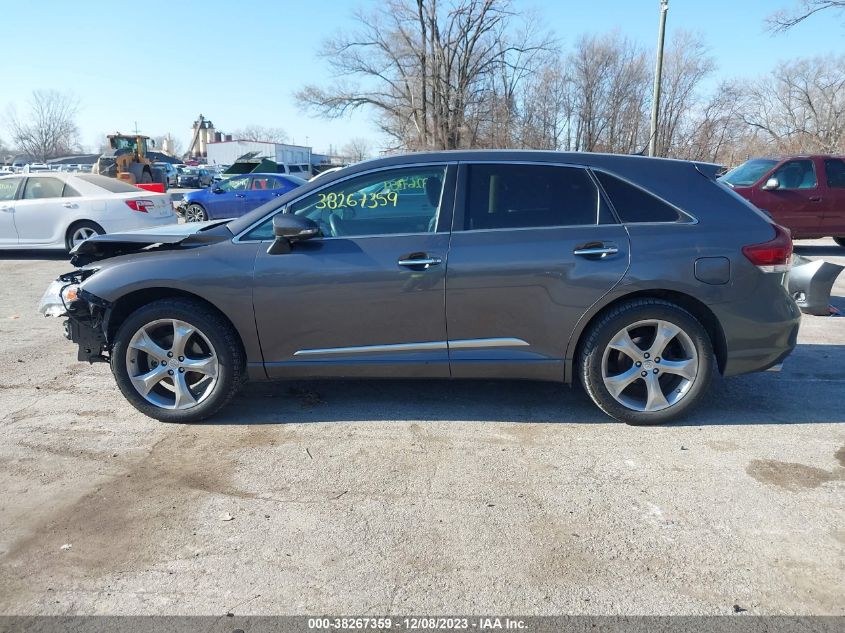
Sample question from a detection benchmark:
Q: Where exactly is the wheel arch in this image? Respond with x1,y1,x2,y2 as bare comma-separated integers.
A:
567,289,728,382
104,287,246,359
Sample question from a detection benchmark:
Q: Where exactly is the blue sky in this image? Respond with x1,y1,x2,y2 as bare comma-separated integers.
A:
1,0,840,154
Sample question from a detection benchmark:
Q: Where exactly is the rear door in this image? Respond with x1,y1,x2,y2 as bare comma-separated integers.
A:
751,159,823,236
0,177,23,245
445,162,629,380
14,176,90,245
821,158,845,237
246,175,283,211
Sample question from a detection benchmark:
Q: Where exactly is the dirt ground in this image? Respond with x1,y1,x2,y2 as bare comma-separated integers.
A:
0,239,843,616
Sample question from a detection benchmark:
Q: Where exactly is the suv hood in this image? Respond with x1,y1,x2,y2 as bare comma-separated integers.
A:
70,220,231,266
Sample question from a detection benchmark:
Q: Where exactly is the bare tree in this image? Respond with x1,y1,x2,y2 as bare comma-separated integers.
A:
768,0,845,31
654,31,715,157
6,90,80,162
742,55,845,154
297,0,554,151
566,32,650,154
341,138,373,162
233,125,289,144
677,81,747,163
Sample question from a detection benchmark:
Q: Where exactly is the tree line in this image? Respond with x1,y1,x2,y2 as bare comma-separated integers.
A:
298,0,845,165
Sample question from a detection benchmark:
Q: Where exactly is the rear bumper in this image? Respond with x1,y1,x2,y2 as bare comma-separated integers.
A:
712,280,801,377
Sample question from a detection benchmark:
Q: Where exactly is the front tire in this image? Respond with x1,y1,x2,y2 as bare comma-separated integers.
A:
111,298,244,423
578,299,715,425
184,203,207,222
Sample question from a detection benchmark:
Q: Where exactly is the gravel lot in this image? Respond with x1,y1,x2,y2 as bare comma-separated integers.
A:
0,239,843,616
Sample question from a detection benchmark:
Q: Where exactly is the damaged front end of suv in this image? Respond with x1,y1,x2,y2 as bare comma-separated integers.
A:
38,268,112,363
37,221,235,365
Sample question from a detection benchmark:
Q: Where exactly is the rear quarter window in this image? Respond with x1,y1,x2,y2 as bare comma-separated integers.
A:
594,171,683,223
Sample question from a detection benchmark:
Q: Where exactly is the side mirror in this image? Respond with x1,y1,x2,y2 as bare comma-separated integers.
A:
212,186,223,194
762,178,780,191
268,213,320,255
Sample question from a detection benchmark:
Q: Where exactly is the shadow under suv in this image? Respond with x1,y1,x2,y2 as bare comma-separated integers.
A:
39,151,801,425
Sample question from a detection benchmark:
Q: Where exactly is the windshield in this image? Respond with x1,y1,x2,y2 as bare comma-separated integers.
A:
719,159,778,187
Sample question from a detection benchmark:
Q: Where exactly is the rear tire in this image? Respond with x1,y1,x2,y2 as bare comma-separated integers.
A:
834,237,845,248
184,203,208,222
65,220,104,252
110,298,244,423
578,299,715,425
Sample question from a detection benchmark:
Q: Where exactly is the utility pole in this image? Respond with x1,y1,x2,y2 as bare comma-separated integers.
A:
648,0,669,157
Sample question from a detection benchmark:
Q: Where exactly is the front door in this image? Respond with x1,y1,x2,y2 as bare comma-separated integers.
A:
249,163,456,379
0,177,23,246
208,175,249,218
751,159,823,237
821,158,845,237
446,162,630,380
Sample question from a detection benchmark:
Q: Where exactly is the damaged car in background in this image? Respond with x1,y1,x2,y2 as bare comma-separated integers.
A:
39,151,806,425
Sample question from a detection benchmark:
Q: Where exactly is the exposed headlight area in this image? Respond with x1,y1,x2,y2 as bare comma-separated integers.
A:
38,269,96,317
38,269,110,362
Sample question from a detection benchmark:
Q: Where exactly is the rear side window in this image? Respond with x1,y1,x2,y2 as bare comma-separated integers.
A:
62,183,81,197
23,177,65,199
465,164,604,230
594,171,682,223
824,159,845,188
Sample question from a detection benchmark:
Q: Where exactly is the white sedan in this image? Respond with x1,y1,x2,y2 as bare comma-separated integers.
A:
0,173,176,252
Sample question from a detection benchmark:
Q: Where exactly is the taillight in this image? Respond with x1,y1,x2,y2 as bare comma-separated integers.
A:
125,199,154,213
742,224,793,273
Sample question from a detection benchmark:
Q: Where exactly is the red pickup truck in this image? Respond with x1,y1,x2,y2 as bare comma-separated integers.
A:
719,155,845,247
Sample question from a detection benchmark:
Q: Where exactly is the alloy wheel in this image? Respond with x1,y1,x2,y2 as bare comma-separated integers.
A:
600,319,699,412
125,319,219,410
185,205,206,222
71,226,97,247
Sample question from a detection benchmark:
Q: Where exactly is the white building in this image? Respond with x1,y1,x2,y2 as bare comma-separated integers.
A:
206,139,312,174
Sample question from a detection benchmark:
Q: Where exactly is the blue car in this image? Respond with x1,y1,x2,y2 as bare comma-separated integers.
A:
181,173,306,222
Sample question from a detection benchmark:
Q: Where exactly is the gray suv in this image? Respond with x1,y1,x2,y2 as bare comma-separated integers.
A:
39,151,801,425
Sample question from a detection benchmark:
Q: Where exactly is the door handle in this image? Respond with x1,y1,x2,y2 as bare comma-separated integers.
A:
62,202,78,209
398,255,442,268
573,244,619,257
0,205,13,212
809,196,822,202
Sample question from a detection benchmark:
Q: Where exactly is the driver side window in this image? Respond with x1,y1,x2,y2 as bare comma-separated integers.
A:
243,165,447,241
770,160,817,190
218,176,249,192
